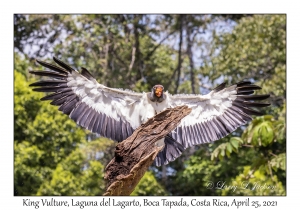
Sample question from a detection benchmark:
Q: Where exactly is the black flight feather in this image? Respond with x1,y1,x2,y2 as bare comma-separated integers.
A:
36,59,69,74
81,67,95,80
32,86,70,93
53,56,75,72
237,94,270,101
236,81,252,87
29,80,67,87
213,82,227,92
29,70,67,79
40,89,73,101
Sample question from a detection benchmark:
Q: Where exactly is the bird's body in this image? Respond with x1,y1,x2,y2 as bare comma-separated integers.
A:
30,57,270,166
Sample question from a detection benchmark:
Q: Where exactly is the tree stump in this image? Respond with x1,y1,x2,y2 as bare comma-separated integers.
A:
103,105,191,196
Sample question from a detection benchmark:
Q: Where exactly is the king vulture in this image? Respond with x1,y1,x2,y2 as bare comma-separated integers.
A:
29,57,270,166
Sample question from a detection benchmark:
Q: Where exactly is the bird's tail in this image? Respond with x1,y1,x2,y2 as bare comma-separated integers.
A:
154,134,184,167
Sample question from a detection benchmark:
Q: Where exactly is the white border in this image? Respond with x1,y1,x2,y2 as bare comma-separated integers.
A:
2,0,297,209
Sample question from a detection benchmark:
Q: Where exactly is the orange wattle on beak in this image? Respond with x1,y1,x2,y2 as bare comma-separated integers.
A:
155,87,163,97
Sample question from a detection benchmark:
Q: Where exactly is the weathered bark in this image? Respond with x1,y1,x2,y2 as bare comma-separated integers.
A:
103,105,191,196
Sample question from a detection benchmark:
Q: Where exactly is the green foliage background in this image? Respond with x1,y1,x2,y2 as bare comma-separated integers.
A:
14,14,286,196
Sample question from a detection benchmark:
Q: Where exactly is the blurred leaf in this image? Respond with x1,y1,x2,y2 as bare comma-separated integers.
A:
270,153,286,171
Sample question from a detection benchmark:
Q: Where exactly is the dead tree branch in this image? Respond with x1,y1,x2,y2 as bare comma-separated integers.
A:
103,105,191,196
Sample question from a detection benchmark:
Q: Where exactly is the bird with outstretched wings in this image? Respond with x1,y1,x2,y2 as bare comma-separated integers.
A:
29,57,270,166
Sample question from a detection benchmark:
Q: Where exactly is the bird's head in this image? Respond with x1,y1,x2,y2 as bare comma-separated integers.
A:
149,84,166,102
153,84,164,98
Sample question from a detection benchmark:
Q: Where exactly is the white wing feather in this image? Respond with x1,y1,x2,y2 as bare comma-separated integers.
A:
30,57,155,142
67,70,147,130
167,85,237,126
162,82,269,151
